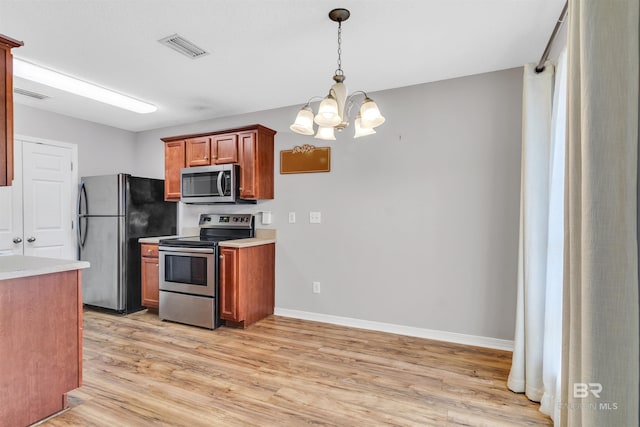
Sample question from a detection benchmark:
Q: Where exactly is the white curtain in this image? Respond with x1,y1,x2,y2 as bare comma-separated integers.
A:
560,0,639,426
508,49,567,422
540,48,567,421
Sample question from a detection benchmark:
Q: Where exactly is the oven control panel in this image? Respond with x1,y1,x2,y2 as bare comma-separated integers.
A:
199,213,254,228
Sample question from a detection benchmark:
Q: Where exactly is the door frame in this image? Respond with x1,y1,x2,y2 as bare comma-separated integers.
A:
15,134,79,259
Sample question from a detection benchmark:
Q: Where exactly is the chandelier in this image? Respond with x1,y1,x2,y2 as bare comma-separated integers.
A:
289,8,386,140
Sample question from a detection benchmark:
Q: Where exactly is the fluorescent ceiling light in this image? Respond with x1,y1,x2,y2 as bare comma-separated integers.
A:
13,58,157,114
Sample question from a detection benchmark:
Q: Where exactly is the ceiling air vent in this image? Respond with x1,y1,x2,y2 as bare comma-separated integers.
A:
14,87,49,100
158,34,209,59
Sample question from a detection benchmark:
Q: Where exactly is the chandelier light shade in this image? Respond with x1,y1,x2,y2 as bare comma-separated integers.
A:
354,113,376,138
290,8,385,140
359,97,386,128
315,94,341,127
290,105,315,135
315,126,337,140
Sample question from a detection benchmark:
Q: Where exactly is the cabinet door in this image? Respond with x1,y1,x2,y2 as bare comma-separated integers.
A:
185,137,211,167
238,132,257,199
164,140,185,201
219,247,239,321
141,253,159,310
212,134,238,164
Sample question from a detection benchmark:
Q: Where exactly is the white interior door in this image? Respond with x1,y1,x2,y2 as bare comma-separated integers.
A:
22,141,75,259
0,147,23,255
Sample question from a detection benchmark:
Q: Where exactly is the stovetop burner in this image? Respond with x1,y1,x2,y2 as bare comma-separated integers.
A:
159,213,255,249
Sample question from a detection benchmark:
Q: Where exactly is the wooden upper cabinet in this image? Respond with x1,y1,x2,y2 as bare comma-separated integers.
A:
0,34,23,187
238,132,257,199
185,137,211,167
238,128,274,200
212,134,238,164
164,140,186,201
162,125,275,201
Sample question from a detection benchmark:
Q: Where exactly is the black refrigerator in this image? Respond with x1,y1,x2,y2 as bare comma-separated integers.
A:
78,174,177,313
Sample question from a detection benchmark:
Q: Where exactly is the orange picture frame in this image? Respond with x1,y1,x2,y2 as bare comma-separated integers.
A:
280,144,331,174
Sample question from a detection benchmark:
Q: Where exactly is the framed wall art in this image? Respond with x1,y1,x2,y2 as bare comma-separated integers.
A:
280,144,331,174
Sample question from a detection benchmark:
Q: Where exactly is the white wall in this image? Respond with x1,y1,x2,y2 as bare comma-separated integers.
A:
13,104,136,177
133,67,523,341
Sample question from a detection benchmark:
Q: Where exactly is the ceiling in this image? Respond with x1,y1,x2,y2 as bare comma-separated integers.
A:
1,0,565,132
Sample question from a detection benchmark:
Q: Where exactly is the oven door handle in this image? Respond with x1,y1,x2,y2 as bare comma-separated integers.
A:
159,246,215,254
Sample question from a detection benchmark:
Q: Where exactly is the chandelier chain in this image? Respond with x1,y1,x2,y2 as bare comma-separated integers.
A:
336,21,343,76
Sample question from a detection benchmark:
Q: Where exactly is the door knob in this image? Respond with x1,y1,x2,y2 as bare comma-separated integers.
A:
13,237,22,244
27,237,36,243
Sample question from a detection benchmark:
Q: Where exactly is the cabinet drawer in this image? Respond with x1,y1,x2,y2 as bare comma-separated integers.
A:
141,243,159,257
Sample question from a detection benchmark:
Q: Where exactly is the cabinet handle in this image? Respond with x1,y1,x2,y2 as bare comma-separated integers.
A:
27,237,36,243
204,156,208,160
155,264,159,267
13,237,22,244
219,255,224,259
147,249,152,253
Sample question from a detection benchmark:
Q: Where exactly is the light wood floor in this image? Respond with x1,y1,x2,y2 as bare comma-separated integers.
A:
40,309,551,426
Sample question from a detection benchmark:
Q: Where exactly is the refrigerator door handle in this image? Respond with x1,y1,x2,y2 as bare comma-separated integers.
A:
78,217,88,248
77,182,88,248
78,182,88,216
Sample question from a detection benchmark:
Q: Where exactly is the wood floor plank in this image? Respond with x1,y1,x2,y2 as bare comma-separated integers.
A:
38,309,551,426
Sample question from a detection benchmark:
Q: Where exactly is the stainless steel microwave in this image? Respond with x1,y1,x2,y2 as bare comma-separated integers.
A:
180,164,240,204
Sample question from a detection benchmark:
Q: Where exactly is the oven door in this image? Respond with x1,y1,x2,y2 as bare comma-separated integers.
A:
159,246,216,297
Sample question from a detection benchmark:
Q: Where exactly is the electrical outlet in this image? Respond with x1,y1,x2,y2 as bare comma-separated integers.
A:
288,212,296,223
312,281,321,293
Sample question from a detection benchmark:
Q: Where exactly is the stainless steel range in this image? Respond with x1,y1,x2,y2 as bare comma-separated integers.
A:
158,213,254,329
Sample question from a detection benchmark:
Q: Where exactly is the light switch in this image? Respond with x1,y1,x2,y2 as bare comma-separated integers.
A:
310,211,321,224
288,212,296,223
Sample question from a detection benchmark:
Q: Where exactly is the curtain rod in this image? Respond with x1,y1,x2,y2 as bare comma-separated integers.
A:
535,1,568,73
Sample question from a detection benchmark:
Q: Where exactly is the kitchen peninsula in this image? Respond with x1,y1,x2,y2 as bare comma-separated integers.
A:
0,255,89,426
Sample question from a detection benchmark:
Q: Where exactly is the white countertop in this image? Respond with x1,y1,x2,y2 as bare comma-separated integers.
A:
219,228,276,248
0,255,90,281
218,237,276,248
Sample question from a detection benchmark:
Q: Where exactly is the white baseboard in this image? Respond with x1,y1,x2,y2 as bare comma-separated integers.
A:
273,308,514,352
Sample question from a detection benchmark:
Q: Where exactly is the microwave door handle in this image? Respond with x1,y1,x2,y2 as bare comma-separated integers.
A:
216,170,224,196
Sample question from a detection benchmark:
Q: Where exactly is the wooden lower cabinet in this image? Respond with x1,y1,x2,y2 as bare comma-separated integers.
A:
219,243,275,328
141,243,160,312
